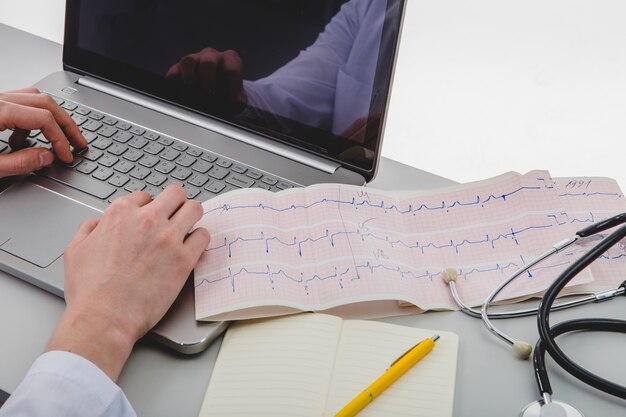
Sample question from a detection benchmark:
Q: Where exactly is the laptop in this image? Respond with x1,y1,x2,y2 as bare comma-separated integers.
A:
0,0,406,354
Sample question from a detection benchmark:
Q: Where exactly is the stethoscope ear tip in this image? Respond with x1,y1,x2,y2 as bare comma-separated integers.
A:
513,341,533,360
442,267,458,284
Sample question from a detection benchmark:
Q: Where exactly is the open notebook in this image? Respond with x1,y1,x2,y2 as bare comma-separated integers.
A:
198,314,459,417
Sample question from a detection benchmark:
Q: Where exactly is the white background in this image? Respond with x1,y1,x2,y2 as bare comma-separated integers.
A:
0,0,625,187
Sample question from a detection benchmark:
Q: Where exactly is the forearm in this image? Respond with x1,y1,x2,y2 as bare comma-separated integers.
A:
45,302,135,383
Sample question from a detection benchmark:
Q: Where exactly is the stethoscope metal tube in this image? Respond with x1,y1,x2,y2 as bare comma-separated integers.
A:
445,276,616,320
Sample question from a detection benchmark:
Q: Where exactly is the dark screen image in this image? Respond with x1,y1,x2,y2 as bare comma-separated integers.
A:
73,0,402,173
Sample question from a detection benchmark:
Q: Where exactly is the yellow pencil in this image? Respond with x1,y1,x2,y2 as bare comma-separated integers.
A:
334,334,440,417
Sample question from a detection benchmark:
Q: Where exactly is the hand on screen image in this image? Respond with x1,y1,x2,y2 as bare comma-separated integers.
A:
165,47,248,116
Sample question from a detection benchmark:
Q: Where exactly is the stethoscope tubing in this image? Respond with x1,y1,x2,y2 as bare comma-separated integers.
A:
537,223,626,399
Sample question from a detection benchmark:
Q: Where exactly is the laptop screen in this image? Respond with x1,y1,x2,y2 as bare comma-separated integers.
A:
64,0,405,178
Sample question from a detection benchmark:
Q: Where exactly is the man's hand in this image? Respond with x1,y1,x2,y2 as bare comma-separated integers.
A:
166,48,247,115
46,186,211,381
0,87,88,178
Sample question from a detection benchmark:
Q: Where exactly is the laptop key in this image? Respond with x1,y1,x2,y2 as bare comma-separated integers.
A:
261,176,278,186
185,186,200,199
123,149,144,162
145,172,167,187
61,102,77,111
201,153,218,163
93,167,114,181
254,182,272,191
92,138,113,150
128,136,149,149
117,122,132,131
81,148,104,161
71,114,88,126
74,107,90,116
231,164,247,174
82,131,98,143
82,120,103,132
76,161,98,174
205,180,226,194
160,149,180,161
208,166,229,180
172,167,192,181
124,180,146,193
155,160,176,174
172,142,188,152
138,154,158,167
246,170,263,180
144,132,160,141
108,173,130,187
216,158,232,168
226,174,254,189
39,165,116,199
130,166,151,180
112,131,133,143
97,125,117,138
98,154,119,168
276,181,293,190
144,142,164,155
108,143,128,156
102,116,117,126
187,148,202,157
129,127,146,136
175,155,195,167
191,160,212,174
89,112,105,121
157,137,174,146
188,173,209,187
114,160,135,174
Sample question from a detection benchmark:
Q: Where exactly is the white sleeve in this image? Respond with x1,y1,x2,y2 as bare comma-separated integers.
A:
244,0,369,130
0,351,136,417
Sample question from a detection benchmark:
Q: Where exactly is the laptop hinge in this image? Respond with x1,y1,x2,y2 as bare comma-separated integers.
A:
77,76,340,175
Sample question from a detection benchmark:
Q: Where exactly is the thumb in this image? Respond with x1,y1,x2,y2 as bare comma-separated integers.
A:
0,148,54,178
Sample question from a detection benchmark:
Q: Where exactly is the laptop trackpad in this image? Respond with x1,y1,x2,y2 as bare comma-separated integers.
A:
0,182,100,268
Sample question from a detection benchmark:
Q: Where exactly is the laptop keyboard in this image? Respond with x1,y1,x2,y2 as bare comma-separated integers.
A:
0,95,298,203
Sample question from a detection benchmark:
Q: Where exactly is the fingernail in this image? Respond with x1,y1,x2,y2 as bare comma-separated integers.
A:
40,151,54,167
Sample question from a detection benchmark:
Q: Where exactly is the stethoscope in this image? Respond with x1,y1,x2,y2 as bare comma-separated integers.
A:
444,212,626,417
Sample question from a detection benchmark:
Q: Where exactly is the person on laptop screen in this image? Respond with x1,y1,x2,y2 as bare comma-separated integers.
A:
0,89,210,416
165,0,396,165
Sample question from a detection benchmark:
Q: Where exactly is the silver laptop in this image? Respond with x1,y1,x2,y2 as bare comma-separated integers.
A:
0,0,406,354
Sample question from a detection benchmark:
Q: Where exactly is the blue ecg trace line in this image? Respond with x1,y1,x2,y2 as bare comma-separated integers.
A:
203,184,546,216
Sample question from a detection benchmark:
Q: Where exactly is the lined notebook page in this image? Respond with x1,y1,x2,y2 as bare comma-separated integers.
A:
198,314,343,417
324,321,458,417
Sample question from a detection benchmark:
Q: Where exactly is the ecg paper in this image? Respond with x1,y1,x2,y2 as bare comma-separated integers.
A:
194,170,626,321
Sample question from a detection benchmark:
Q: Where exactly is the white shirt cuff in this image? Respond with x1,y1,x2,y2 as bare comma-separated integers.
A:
0,351,136,417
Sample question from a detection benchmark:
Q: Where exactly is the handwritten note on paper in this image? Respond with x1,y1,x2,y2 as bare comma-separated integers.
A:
193,171,626,321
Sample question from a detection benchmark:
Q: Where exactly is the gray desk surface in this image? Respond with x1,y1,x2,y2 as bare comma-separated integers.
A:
1,23,625,417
